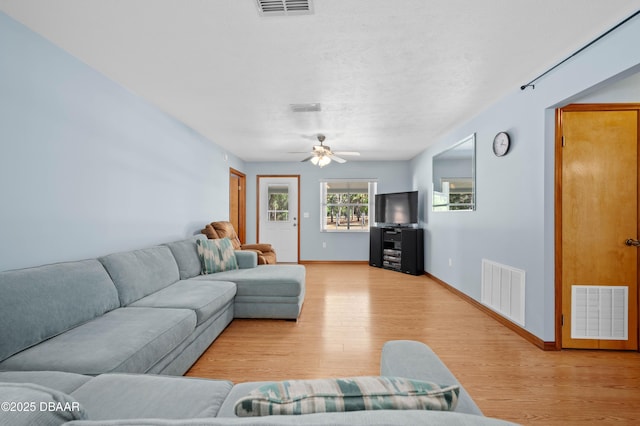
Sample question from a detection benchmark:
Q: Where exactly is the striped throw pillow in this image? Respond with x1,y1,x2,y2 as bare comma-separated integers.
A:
234,376,459,417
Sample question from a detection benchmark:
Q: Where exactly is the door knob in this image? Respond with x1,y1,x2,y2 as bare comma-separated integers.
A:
625,238,640,247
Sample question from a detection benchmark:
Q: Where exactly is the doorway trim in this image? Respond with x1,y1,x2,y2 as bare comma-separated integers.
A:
229,168,246,244
555,103,640,351
256,174,301,263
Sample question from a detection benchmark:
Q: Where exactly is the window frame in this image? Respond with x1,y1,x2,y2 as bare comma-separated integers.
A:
319,179,377,233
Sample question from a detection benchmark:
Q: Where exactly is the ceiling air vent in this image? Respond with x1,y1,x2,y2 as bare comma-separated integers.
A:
256,0,313,16
290,103,321,113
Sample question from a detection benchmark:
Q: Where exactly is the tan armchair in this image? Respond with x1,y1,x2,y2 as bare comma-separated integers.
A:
201,221,277,265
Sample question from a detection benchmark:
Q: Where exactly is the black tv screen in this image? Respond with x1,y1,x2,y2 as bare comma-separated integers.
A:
375,191,418,225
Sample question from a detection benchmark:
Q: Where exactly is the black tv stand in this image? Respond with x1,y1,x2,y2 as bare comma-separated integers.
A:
369,226,424,275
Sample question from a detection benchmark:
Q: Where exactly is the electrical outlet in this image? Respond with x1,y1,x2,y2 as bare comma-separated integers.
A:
322,242,327,248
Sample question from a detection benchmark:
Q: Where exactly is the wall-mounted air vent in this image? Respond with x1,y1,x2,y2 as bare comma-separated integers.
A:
571,285,628,340
290,103,321,113
256,0,314,16
481,259,525,327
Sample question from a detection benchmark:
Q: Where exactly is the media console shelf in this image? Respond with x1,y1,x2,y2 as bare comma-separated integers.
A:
369,226,424,275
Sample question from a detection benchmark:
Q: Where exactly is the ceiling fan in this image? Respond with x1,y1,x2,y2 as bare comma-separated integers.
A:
294,134,360,167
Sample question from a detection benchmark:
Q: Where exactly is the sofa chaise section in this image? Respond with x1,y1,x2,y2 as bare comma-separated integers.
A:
168,235,306,320
191,265,306,319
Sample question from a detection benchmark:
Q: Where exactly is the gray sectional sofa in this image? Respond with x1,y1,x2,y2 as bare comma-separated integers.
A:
0,341,518,425
0,235,305,376
0,238,516,424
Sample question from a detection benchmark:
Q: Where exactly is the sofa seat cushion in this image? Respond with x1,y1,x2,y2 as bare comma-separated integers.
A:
70,374,233,420
0,307,196,375
129,280,237,326
191,265,305,297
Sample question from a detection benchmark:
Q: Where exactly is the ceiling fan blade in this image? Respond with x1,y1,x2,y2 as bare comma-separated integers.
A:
288,151,312,154
333,151,360,156
300,155,315,162
329,154,347,163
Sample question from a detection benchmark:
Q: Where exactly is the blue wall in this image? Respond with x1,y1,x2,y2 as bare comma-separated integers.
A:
410,14,640,342
244,161,411,261
0,13,244,271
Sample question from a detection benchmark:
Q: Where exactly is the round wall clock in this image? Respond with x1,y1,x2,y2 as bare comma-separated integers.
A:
492,132,511,157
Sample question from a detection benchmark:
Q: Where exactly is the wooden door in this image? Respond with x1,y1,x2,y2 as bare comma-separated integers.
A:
559,106,639,350
229,168,246,244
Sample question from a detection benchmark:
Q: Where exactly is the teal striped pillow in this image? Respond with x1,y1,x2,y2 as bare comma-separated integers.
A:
196,238,239,274
234,376,459,417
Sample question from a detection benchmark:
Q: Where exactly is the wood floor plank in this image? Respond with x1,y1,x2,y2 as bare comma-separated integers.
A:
186,264,640,425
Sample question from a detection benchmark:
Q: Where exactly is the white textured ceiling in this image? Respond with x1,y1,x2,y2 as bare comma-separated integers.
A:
1,1,639,162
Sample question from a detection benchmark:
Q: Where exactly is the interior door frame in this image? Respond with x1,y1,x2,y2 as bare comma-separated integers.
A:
229,168,246,244
256,175,301,263
554,103,640,351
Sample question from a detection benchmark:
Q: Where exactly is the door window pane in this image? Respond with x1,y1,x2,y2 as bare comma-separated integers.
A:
268,184,289,222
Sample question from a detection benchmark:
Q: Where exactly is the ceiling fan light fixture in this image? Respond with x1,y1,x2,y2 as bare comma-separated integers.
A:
310,156,320,165
318,155,331,167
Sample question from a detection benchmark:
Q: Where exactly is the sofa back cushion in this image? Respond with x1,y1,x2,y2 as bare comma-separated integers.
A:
0,259,120,362
99,246,180,306
164,236,205,280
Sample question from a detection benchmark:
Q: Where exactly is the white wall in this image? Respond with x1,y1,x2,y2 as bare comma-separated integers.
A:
410,14,640,342
0,13,244,271
244,160,411,261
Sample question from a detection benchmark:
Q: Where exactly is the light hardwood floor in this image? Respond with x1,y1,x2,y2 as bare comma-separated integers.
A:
186,264,640,425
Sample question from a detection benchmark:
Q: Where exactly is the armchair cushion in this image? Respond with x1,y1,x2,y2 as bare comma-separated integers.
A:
211,222,242,250
201,221,278,265
201,224,219,240
241,243,273,253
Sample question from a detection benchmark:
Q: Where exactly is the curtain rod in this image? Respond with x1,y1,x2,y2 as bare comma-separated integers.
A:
520,9,640,90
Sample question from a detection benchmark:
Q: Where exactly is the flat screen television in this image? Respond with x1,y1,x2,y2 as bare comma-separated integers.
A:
375,191,418,225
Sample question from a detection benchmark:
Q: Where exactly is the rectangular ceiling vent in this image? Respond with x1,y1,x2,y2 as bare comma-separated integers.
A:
256,0,313,16
290,103,321,113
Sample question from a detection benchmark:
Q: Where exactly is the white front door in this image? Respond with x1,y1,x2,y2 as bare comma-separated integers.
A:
258,176,299,263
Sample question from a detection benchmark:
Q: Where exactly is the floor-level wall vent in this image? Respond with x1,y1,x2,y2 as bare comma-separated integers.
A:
571,285,628,340
481,259,525,327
